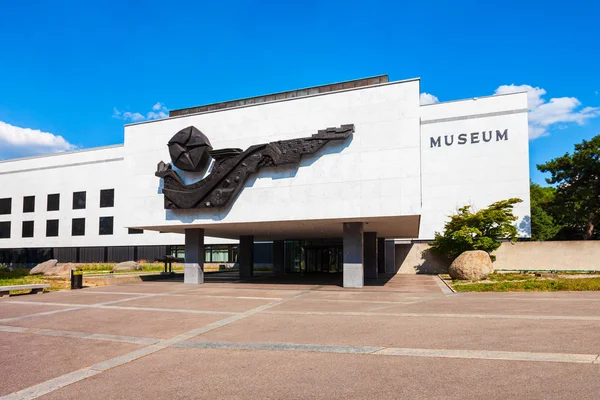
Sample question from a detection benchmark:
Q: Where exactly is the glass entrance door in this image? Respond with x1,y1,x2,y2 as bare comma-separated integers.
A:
305,245,342,273
284,239,343,274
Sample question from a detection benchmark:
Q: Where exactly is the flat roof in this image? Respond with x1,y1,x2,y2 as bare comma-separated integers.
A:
169,75,389,117
0,144,124,164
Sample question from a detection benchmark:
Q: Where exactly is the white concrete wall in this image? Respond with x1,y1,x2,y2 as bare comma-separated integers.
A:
0,146,231,248
419,93,530,239
123,80,423,231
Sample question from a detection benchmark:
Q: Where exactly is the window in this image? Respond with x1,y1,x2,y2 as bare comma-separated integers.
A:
23,196,35,213
47,194,60,211
170,245,185,259
0,221,10,239
230,246,238,263
72,218,85,236
128,228,143,234
204,245,232,262
0,198,11,215
212,245,230,262
100,189,114,208
22,221,34,238
99,216,114,235
72,192,86,210
46,220,59,237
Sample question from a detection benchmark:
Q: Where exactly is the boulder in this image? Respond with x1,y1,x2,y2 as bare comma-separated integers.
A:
30,259,58,275
44,263,77,276
112,261,142,272
449,250,494,280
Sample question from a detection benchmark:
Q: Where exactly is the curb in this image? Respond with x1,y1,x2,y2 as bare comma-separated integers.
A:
435,275,456,294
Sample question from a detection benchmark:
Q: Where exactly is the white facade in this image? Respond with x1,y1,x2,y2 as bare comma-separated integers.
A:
0,145,232,250
123,79,423,239
0,76,530,256
419,94,530,239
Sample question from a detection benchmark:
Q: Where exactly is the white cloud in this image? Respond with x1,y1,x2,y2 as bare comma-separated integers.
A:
146,102,168,120
420,92,439,105
112,108,144,122
495,84,600,139
0,121,76,159
113,102,168,122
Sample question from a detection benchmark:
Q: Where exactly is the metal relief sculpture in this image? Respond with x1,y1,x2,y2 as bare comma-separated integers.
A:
167,126,212,172
155,124,354,209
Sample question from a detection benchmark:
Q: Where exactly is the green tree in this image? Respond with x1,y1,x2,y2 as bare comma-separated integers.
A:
430,198,522,261
530,181,561,240
537,135,600,240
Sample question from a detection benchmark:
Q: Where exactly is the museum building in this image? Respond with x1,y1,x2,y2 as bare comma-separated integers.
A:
0,75,530,287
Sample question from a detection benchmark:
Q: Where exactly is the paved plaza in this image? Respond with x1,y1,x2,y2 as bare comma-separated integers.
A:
1,273,600,399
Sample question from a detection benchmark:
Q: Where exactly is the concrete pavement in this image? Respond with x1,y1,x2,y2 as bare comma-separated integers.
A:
1,273,599,399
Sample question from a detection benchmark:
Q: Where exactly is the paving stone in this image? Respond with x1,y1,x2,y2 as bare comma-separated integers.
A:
39,348,600,400
3,307,227,339
0,332,139,396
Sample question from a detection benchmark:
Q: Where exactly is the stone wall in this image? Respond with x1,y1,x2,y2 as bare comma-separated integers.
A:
395,241,600,274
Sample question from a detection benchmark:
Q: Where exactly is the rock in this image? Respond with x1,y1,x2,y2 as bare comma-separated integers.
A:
449,250,494,280
535,273,555,278
112,261,141,272
44,263,77,276
30,259,58,275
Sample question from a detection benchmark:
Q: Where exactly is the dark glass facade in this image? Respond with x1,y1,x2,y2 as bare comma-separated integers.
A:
284,239,343,274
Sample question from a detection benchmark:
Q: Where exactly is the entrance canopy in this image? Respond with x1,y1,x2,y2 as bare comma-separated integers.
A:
137,215,420,241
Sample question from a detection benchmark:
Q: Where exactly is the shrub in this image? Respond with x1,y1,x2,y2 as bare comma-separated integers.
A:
430,198,522,261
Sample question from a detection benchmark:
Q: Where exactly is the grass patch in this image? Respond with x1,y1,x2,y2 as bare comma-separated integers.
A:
0,267,69,293
0,267,32,281
77,263,184,274
486,273,543,282
0,263,181,293
453,277,600,292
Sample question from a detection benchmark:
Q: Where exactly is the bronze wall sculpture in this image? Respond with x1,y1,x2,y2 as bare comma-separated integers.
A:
155,124,354,209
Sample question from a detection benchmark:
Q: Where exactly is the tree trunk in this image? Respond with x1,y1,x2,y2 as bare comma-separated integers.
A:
584,216,595,240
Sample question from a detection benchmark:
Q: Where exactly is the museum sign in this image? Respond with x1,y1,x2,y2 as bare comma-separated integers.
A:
430,129,508,148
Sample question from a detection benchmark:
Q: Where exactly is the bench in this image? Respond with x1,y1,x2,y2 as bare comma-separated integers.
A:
0,283,50,297
155,256,184,274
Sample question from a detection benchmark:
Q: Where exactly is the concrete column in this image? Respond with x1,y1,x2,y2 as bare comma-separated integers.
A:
239,235,254,278
273,240,284,276
343,222,364,288
363,232,378,279
184,228,204,284
377,238,386,274
385,239,396,274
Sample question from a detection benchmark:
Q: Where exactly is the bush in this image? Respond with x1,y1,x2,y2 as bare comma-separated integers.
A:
430,198,522,261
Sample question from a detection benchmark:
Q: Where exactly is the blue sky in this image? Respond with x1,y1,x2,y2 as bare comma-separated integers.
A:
0,0,598,185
